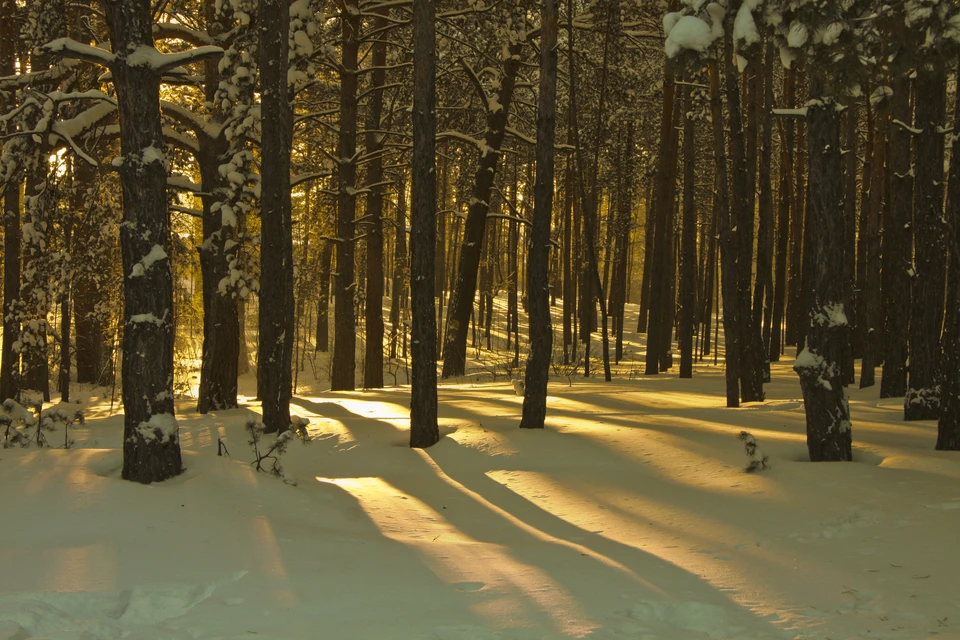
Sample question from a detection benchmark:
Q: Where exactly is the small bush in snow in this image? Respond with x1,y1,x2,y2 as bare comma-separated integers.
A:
1,399,36,448
738,430,769,473
246,414,310,482
41,408,85,449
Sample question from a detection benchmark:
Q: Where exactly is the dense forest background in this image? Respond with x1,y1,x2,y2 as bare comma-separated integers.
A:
1,0,959,482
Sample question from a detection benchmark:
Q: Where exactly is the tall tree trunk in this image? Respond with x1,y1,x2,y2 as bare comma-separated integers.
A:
612,123,633,362
363,9,387,389
644,33,679,375
258,0,294,432
440,41,524,378
59,223,72,402
389,173,407,360
562,151,574,363
678,82,696,379
880,76,912,398
520,0,558,429
637,182,655,333
859,97,886,389
794,75,852,462
197,139,239,413
724,1,763,403
107,0,182,482
0,0,19,402
937,65,960,450
905,63,947,421
753,41,774,381
409,0,439,448
770,70,794,363
316,239,332,352
332,0,360,390
710,59,740,407
786,64,805,347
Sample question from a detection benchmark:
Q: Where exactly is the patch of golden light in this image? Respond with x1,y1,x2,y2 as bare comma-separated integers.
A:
443,420,520,456
298,397,409,421
485,470,818,619
249,515,298,607
316,473,601,637
879,455,960,480
443,398,522,419
46,543,116,592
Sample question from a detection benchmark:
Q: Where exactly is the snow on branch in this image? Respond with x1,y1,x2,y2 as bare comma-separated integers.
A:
154,23,216,47
124,45,223,74
504,126,534,145
161,100,221,139
43,38,116,67
437,130,486,150
291,171,333,187
772,108,809,118
168,175,203,193
892,119,923,135
458,58,491,113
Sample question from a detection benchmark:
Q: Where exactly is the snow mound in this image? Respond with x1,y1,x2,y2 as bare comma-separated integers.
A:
0,572,246,640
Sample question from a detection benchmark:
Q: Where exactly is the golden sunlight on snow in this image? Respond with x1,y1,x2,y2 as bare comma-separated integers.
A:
316,474,600,637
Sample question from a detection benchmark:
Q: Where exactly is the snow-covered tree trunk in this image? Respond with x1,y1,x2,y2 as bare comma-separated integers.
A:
105,0,182,483
0,0,20,403
880,76,912,399
519,0,558,430
258,0,294,433
409,0,438,448
794,75,852,462
905,61,947,421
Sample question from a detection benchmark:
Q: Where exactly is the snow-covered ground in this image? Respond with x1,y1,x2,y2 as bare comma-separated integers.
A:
2,307,959,640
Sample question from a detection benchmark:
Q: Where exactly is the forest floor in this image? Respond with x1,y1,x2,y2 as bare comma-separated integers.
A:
2,302,959,640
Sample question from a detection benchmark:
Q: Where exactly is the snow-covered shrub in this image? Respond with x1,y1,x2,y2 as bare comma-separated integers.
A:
738,430,768,472
246,413,310,482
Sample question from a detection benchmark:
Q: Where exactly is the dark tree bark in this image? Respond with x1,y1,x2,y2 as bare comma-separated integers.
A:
316,239,332,352
637,182,655,334
0,0,19,402
859,97,886,389
389,173,407,360
644,41,679,375
520,0,558,429
937,65,960,450
786,65,805,347
440,42,524,378
752,41,774,381
678,82,696,379
562,149,575,363
59,222,72,402
905,63,947,421
196,137,239,413
363,9,388,389
709,59,740,407
724,1,763,403
880,76,912,398
770,70,794,363
106,0,182,483
794,75,852,463
332,0,360,390
611,124,633,363
258,0,294,433
409,0,439,448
